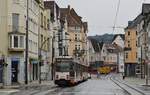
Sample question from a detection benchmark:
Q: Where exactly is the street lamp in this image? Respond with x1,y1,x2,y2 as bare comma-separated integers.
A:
25,0,29,84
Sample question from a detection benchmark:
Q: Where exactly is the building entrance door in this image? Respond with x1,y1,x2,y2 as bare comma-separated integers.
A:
11,61,18,82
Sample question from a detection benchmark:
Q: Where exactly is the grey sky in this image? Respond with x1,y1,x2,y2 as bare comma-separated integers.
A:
55,0,149,36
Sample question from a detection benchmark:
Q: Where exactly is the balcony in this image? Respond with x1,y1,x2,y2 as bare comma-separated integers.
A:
8,32,25,52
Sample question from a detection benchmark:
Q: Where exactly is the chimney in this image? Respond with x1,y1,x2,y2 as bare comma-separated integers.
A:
68,5,70,10
128,21,132,26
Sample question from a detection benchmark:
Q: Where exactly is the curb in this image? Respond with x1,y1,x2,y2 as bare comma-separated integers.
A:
0,82,55,90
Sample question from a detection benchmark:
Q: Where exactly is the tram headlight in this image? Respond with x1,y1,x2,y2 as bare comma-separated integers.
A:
56,75,59,79
67,75,69,80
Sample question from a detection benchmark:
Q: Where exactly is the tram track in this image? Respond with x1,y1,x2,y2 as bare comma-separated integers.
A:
110,75,145,95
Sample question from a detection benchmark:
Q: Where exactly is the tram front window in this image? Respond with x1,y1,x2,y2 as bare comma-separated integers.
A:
56,63,71,72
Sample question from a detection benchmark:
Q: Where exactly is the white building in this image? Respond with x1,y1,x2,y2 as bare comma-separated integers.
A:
112,35,125,73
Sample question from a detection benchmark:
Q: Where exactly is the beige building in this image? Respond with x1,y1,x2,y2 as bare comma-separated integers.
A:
44,1,61,79
0,0,47,85
125,20,138,76
0,0,27,85
39,3,52,80
60,6,88,66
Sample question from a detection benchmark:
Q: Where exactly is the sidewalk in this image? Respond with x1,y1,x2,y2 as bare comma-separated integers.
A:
0,80,55,89
115,74,150,95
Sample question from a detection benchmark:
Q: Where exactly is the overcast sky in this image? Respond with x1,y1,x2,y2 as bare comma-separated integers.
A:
55,0,150,36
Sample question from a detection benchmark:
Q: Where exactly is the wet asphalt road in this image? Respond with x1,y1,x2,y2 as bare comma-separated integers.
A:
48,75,129,95
5,74,130,95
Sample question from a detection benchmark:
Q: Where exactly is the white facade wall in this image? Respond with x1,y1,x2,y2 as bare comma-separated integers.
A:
112,35,125,73
6,0,27,85
112,36,124,48
106,53,117,64
101,44,107,62
118,52,124,73
88,39,95,64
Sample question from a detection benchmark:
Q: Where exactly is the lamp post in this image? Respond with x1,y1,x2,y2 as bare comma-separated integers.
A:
25,0,29,84
145,46,149,85
51,35,55,80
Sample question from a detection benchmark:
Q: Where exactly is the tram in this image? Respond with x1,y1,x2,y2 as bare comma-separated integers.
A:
54,58,88,86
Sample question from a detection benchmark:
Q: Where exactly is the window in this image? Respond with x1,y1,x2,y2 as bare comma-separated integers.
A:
44,16,46,29
12,13,19,32
75,34,77,40
41,13,43,27
58,32,61,41
41,35,43,44
78,45,80,50
47,38,50,51
103,56,106,61
10,36,12,48
14,36,18,47
59,43,63,56
44,37,46,49
75,45,77,50
126,52,128,59
128,31,130,36
10,35,25,48
128,41,130,47
47,19,50,29
136,52,138,58
128,44,130,47
20,36,24,48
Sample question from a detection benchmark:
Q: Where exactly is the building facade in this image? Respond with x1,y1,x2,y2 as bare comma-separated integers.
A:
59,6,89,66
124,21,138,76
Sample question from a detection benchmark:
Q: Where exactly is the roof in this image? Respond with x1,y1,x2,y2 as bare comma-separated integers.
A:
142,4,150,15
88,37,103,52
44,1,60,21
60,6,83,27
105,43,123,53
125,14,143,29
83,22,88,32
60,8,68,21
113,34,125,41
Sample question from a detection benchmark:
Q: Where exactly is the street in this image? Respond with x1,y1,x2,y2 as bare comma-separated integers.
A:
1,74,130,95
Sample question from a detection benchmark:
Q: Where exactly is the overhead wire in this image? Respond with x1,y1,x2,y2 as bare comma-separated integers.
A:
112,0,121,34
